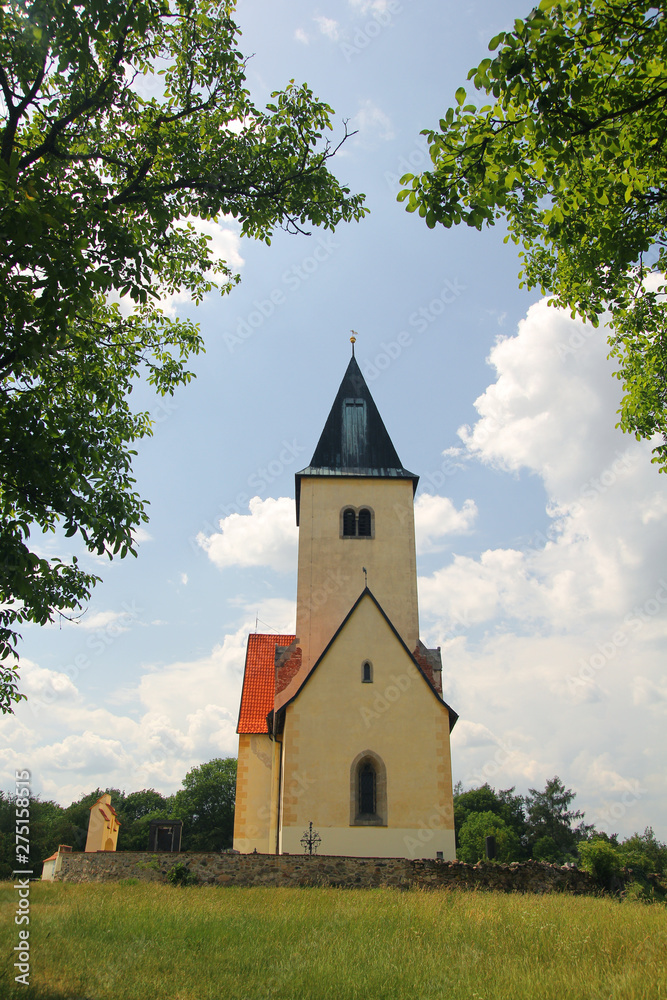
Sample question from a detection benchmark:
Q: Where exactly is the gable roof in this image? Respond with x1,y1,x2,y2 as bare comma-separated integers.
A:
277,588,458,731
237,633,295,734
295,356,418,523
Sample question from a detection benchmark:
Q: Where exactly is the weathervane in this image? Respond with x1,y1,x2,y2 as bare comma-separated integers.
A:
350,330,357,356
300,821,322,855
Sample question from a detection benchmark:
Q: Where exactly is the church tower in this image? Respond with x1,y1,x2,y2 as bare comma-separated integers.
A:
233,348,457,859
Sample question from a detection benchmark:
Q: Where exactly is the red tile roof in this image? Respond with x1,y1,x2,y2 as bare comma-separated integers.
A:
237,633,295,734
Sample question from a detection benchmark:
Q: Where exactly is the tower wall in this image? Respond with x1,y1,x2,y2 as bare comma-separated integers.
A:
295,477,419,672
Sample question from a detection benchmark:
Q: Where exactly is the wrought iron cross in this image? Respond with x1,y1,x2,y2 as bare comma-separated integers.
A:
300,821,321,855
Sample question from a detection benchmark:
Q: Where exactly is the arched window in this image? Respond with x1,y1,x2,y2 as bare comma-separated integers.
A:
342,508,356,537
358,508,372,537
339,505,375,539
350,751,387,826
359,761,376,815
362,660,373,683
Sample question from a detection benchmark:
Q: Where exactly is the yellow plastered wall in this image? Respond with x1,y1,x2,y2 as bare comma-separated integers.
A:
281,593,455,859
233,733,276,853
296,478,419,675
84,793,120,852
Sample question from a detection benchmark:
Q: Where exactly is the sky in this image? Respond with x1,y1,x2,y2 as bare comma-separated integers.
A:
2,0,666,844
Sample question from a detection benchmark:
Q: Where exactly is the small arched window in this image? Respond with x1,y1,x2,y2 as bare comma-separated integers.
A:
350,751,387,826
359,762,376,815
358,508,372,537
362,660,372,683
342,508,356,537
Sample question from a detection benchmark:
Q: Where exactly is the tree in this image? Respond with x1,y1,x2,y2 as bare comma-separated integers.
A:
618,826,667,876
457,809,522,864
524,776,591,861
399,0,667,468
0,0,367,712
173,757,236,850
0,790,67,878
454,782,527,851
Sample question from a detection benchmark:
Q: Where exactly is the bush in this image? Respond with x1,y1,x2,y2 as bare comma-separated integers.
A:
458,811,522,863
167,862,198,887
579,839,623,884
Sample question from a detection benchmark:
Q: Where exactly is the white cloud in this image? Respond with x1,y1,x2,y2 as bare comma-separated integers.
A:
352,99,395,144
294,27,309,44
315,16,341,41
349,0,392,13
0,623,255,804
197,496,298,573
420,298,667,834
414,494,477,553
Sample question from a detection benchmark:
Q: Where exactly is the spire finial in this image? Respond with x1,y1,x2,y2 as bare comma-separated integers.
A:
350,331,357,356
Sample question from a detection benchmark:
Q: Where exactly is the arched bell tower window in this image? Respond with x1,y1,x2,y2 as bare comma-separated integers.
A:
350,750,387,826
358,508,372,537
362,660,373,683
339,505,375,539
343,508,356,537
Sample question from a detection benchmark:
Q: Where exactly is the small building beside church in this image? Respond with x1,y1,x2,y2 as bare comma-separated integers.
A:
233,351,458,858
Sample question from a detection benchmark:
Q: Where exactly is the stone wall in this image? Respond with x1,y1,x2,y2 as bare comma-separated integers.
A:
55,851,601,894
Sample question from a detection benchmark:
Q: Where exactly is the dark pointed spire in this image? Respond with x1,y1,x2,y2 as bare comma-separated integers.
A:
295,356,418,523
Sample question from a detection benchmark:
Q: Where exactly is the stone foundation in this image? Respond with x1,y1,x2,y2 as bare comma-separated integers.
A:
55,851,602,894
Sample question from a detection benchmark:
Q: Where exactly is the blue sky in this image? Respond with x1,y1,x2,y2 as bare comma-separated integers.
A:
2,0,666,844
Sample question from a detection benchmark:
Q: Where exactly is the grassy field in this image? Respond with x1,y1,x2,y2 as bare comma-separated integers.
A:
1,882,665,1000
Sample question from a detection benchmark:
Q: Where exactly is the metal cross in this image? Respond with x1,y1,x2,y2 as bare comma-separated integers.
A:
300,821,321,855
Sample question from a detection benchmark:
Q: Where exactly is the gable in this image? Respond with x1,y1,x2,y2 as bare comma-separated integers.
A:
280,589,457,730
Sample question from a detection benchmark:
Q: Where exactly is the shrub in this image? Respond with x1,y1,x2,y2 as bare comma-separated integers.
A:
167,862,198,887
579,839,623,884
458,811,521,863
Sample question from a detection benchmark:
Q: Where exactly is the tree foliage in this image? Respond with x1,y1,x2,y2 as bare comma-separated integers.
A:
173,756,236,850
0,0,366,712
454,782,526,853
524,775,591,860
399,0,667,468
457,809,522,864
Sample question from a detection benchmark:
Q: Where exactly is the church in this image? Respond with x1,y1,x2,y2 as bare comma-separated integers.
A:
232,346,458,858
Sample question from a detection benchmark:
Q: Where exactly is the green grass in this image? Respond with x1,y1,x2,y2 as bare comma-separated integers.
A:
1,882,665,999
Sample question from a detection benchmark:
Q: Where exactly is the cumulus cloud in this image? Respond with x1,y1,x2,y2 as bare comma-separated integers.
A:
0,621,260,804
414,494,477,553
352,100,395,145
420,298,667,834
294,27,309,44
349,0,393,13
197,496,298,573
315,15,341,41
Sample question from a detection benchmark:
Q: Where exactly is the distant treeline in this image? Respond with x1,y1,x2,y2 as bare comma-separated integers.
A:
1,766,664,888
0,758,236,879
